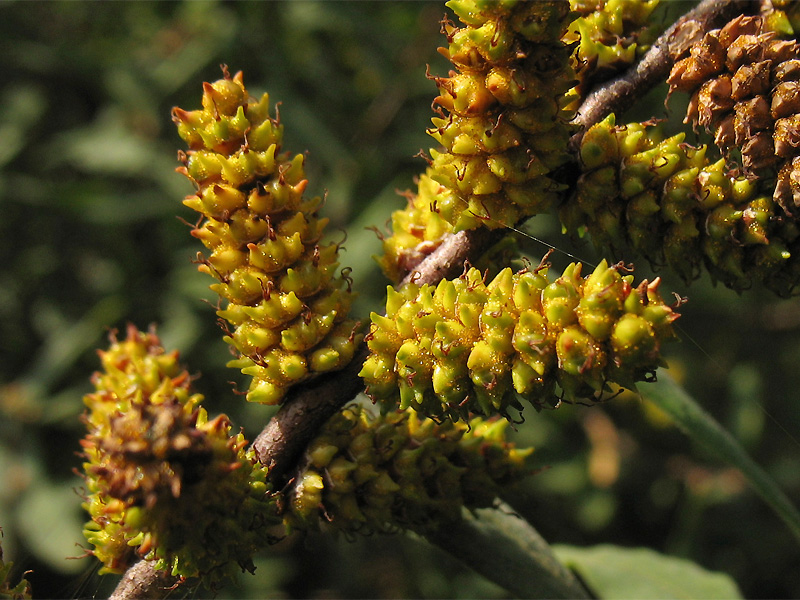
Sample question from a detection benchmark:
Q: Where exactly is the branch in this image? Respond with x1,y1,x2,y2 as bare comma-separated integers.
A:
400,227,502,286
571,0,756,147
255,226,503,487
109,560,179,600
253,344,369,485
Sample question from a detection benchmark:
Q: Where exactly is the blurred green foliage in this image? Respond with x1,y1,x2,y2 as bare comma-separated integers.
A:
0,1,798,598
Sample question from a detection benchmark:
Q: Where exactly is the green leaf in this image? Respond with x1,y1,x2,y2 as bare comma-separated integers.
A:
644,371,800,544
14,479,86,574
554,544,742,600
426,505,591,599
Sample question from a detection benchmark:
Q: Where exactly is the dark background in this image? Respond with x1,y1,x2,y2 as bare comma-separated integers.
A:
1,1,798,598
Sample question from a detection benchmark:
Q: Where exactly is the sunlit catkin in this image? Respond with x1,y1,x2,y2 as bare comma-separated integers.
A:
173,69,358,405
80,326,280,584
361,259,679,423
379,0,576,281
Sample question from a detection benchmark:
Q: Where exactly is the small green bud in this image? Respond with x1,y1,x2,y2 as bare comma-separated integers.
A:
611,313,657,365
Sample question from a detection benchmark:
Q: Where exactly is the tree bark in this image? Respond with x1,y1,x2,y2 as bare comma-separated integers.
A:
109,560,179,600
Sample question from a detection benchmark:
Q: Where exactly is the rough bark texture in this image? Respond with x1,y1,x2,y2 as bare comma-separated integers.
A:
253,345,369,485
109,560,179,600
571,0,756,147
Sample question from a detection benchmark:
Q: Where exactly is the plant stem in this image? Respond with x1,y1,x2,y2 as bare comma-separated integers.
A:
253,345,369,486
572,0,755,146
426,504,592,599
645,371,800,544
109,560,179,600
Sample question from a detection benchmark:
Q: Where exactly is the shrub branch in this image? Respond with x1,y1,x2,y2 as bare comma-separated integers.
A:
571,0,755,147
111,1,752,597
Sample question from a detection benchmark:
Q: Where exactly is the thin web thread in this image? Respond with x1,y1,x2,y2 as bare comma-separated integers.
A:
493,210,800,450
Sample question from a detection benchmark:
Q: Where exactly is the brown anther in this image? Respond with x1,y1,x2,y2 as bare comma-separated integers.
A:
413,149,434,166
260,277,274,301
672,292,688,308
312,245,321,267
454,161,467,182
472,196,494,223
341,266,354,291
535,249,554,272
365,224,386,242
439,15,456,40
459,260,472,279
175,213,203,230
525,148,539,171
407,270,423,284
216,316,233,338
241,127,251,153
264,215,276,241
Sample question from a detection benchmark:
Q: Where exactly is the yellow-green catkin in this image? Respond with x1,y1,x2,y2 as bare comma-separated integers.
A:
80,326,280,585
0,532,31,600
360,258,679,423
764,0,800,34
285,404,532,534
173,69,359,405
564,0,661,106
562,113,800,295
378,0,576,281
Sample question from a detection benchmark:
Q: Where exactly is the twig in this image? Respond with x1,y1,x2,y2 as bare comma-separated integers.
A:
571,0,755,148
253,345,369,485
109,560,179,600
400,227,501,286
254,226,502,487
426,504,592,599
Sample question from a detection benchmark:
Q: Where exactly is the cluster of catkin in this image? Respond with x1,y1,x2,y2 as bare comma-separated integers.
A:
287,405,532,535
79,0,800,586
361,259,678,423
562,13,800,296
